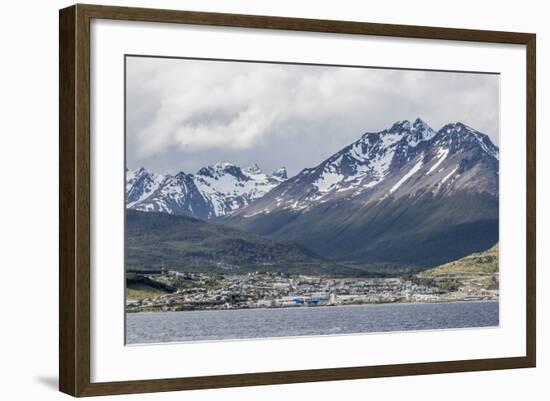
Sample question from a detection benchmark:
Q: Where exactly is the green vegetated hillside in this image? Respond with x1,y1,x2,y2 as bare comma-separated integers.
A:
421,243,499,276
125,210,366,276
126,272,176,298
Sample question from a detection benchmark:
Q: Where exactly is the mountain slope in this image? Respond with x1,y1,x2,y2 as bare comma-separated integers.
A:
125,210,364,276
126,163,287,219
224,119,499,269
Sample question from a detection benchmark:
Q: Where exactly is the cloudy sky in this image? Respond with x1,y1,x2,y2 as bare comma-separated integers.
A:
126,56,499,176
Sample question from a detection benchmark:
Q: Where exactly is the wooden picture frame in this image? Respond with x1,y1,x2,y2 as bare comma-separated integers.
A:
59,3,536,397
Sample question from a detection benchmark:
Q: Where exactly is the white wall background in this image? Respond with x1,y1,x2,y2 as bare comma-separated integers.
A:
0,0,546,400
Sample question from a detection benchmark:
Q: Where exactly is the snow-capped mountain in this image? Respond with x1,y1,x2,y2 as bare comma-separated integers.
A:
126,163,287,220
229,118,498,216
224,118,499,268
126,167,166,208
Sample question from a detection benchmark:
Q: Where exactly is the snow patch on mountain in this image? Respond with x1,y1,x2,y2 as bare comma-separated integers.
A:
427,148,449,174
390,158,424,194
441,165,459,184
314,171,344,193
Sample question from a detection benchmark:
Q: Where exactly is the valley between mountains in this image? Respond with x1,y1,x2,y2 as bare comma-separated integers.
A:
126,118,499,275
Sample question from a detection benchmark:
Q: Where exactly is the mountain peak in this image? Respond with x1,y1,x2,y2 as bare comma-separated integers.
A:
133,166,150,175
439,121,486,140
388,118,431,131
244,163,262,175
441,122,466,131
390,120,412,131
438,122,498,160
175,170,190,179
127,166,159,183
196,162,245,178
413,117,429,130
271,167,288,180
387,118,435,143
214,162,236,170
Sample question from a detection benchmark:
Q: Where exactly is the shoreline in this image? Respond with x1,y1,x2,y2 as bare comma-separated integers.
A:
126,298,499,314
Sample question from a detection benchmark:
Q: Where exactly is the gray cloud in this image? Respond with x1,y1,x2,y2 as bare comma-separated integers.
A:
126,56,499,176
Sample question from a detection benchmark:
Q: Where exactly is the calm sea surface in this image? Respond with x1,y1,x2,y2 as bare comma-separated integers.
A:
126,301,498,344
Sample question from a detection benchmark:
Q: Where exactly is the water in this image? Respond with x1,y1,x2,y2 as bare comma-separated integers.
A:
126,300,499,344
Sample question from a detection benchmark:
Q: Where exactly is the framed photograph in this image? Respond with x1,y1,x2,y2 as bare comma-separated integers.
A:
59,4,536,397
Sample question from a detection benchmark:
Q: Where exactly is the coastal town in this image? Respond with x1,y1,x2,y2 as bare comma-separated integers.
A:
126,269,499,313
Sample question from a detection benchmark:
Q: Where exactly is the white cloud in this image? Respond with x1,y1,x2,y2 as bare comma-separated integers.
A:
126,56,499,175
